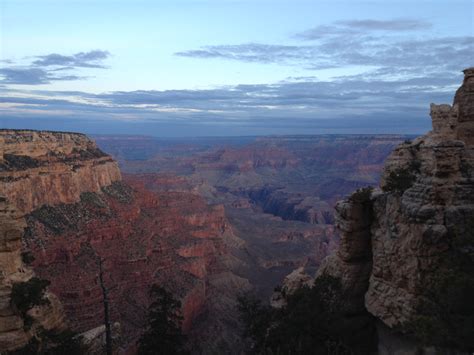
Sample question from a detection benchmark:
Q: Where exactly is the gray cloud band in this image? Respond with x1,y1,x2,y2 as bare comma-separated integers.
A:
0,50,110,85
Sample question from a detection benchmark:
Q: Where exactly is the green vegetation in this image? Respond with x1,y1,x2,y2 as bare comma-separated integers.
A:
80,191,107,209
460,160,472,178
20,251,35,265
137,285,188,355
8,328,86,355
237,275,375,354
29,205,73,235
406,266,474,351
2,154,41,171
11,277,50,316
404,217,474,352
348,187,373,203
383,167,416,193
102,181,133,203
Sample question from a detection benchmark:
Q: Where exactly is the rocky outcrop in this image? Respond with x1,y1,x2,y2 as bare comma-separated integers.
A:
0,198,64,351
0,130,121,214
0,130,240,353
316,68,474,353
316,188,374,315
270,267,314,308
0,130,120,351
21,175,236,350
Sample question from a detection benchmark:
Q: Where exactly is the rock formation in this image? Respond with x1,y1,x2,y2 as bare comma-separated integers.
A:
0,197,64,351
270,267,314,308
0,130,246,352
316,68,474,353
0,130,121,214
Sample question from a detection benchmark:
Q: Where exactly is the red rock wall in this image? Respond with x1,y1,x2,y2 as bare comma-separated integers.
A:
24,175,229,349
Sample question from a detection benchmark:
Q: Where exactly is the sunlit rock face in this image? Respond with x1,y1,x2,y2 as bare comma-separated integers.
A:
0,130,121,214
316,69,474,354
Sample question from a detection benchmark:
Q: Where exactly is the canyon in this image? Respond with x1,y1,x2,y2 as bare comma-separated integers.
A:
1,0,471,353
96,134,406,299
1,67,471,354
0,129,403,353
0,131,247,353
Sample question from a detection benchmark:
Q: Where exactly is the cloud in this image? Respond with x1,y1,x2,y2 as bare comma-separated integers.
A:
0,67,86,85
0,66,460,136
0,68,50,85
32,50,110,68
338,19,432,31
175,35,473,75
175,18,473,79
0,19,468,135
176,43,313,64
295,18,431,40
0,50,109,85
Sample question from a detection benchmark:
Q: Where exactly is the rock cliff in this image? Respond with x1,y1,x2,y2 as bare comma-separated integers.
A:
0,198,64,351
316,68,474,353
0,130,121,214
0,130,240,352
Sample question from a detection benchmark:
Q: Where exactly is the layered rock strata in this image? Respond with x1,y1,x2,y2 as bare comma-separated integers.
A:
0,198,64,351
0,131,246,352
316,68,474,353
0,130,121,214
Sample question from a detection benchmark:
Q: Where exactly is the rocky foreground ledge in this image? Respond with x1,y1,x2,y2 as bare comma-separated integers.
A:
315,69,474,353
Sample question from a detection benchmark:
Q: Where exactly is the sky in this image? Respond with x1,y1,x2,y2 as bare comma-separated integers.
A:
0,0,473,137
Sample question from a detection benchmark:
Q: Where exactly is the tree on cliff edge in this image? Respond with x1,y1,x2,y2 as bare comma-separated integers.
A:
137,285,188,355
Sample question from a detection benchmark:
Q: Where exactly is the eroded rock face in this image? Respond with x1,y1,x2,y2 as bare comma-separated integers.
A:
270,267,314,308
368,69,474,330
0,130,121,214
0,198,64,351
0,130,242,352
315,69,474,353
454,67,474,145
21,175,240,350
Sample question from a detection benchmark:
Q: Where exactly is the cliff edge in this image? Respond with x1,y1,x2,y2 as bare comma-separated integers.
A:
0,130,120,351
0,130,247,352
316,68,474,354
0,130,121,214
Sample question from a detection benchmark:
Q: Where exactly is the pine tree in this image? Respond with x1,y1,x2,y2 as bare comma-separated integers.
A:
138,285,188,355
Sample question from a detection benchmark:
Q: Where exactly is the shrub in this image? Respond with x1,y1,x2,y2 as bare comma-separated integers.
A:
349,187,373,203
460,160,472,178
383,167,416,193
405,266,474,351
404,219,474,353
237,275,376,354
237,294,273,353
21,251,35,265
8,328,87,355
11,277,50,316
137,285,188,355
